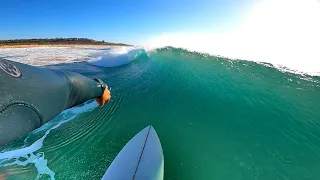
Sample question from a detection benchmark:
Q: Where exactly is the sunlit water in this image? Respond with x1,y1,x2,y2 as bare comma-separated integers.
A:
1,47,320,180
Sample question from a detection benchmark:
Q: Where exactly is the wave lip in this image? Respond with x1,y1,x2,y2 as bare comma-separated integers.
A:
88,47,146,67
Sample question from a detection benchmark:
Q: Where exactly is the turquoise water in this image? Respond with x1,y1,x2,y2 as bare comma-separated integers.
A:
1,47,320,179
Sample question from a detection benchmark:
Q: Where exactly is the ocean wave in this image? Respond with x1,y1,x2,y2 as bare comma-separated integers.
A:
142,0,320,76
147,46,320,77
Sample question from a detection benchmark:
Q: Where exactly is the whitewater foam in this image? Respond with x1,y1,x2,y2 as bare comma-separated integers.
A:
0,46,142,67
88,47,146,67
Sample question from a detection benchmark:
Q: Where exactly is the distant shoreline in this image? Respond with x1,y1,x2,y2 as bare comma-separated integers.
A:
0,44,128,49
0,38,132,48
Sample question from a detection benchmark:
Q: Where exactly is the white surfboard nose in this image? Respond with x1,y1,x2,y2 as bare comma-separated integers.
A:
102,125,164,180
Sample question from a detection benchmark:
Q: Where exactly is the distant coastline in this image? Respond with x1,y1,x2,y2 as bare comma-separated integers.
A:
0,38,131,48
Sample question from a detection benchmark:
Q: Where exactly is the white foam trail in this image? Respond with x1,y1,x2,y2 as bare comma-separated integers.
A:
143,0,320,76
3,152,55,180
0,100,98,179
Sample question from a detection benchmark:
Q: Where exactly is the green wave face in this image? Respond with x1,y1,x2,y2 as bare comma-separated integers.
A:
1,47,320,180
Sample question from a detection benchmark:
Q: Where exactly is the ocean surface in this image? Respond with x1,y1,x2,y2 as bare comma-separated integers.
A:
0,46,320,180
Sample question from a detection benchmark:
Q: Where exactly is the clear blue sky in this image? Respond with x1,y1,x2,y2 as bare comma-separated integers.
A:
0,0,253,45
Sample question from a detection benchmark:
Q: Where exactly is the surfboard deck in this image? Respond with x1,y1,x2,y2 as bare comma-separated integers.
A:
102,125,164,180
